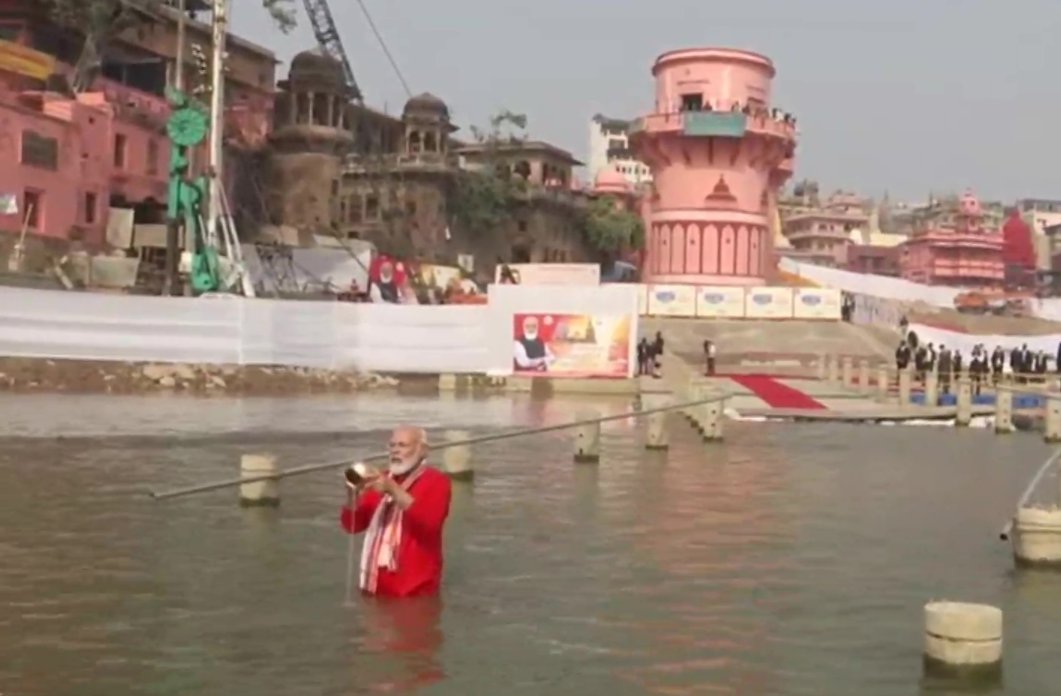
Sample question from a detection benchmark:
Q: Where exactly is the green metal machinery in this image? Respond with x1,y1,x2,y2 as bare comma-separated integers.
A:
165,87,219,294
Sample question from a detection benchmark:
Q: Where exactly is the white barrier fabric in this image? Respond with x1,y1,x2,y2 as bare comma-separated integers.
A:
0,286,243,364
637,284,650,316
647,284,698,316
695,286,745,318
778,258,961,308
0,286,491,373
852,294,904,331
793,288,842,319
744,287,794,319
908,323,1061,354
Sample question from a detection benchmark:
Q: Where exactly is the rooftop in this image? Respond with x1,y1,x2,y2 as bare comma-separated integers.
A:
455,140,583,166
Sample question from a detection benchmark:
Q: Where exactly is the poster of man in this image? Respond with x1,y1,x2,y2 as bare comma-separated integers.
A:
511,313,633,378
368,255,411,303
513,315,556,371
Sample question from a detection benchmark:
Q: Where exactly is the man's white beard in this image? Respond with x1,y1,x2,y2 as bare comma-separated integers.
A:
389,457,421,476
525,330,538,341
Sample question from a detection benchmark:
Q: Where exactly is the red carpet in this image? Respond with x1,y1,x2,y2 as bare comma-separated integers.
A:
728,374,826,410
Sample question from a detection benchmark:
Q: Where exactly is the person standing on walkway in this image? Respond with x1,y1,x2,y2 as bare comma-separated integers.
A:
937,345,952,395
704,340,717,376
652,331,665,378
340,426,452,598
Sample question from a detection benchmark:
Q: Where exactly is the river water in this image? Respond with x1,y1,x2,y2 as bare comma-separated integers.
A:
1,392,1060,695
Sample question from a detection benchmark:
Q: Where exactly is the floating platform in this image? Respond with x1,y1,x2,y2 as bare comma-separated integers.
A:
735,405,1000,423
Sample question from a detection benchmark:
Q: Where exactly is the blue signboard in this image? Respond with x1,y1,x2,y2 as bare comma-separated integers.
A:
683,112,747,138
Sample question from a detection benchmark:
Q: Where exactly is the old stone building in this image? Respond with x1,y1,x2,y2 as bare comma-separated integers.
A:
265,50,596,276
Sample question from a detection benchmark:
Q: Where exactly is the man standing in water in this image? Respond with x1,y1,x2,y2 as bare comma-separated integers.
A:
340,426,452,598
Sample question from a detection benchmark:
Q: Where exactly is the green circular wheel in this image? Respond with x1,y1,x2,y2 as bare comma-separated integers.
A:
167,107,208,147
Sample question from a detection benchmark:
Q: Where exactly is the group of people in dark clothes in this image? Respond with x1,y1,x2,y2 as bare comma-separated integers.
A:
895,330,1060,396
637,332,665,377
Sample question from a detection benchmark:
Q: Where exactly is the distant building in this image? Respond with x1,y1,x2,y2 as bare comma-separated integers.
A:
587,114,651,187
264,50,595,276
0,0,276,261
781,192,870,267
898,190,1003,288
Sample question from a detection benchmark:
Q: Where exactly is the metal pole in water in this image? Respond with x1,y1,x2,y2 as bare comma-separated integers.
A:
149,394,732,500
999,447,1061,540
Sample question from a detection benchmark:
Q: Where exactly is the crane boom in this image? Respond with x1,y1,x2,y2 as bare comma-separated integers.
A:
300,0,362,101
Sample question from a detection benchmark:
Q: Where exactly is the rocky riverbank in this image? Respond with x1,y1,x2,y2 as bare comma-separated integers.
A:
0,357,398,396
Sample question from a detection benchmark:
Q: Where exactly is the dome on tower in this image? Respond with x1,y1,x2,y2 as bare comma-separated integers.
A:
288,49,346,91
403,92,450,121
593,165,631,195
959,189,982,216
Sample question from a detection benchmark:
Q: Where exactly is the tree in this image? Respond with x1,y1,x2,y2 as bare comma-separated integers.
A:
447,110,528,240
39,0,296,92
581,196,644,254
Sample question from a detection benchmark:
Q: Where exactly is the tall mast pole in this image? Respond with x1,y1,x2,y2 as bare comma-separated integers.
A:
206,0,228,248
174,0,186,92
164,0,188,296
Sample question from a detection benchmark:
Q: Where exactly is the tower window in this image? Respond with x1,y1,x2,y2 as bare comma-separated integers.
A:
680,94,703,112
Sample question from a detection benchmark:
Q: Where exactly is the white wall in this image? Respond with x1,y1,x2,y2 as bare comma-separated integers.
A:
0,284,638,376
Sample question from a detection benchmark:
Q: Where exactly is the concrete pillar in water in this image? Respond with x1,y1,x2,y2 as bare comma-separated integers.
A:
898,368,912,406
573,415,601,464
841,357,853,387
816,353,826,380
441,429,474,481
1045,395,1061,444
643,394,670,450
1012,507,1061,566
876,365,889,401
956,377,972,427
240,453,280,507
827,355,840,384
995,388,1014,434
924,371,939,407
923,601,1002,675
438,373,458,391
701,392,724,442
858,360,870,394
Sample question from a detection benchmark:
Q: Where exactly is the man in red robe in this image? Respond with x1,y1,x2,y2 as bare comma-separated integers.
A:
340,426,452,598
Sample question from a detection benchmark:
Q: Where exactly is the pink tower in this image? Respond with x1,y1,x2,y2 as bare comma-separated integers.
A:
630,48,797,285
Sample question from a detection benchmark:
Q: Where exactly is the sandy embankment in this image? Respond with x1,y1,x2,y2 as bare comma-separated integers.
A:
0,357,398,396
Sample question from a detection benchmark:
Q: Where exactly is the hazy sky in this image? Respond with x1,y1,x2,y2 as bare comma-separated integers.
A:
232,0,1060,203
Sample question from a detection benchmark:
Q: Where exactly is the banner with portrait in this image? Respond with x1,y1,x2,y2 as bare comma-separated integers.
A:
512,313,633,378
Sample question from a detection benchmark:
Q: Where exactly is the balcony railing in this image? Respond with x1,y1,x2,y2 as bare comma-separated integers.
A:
632,111,796,140
98,78,170,125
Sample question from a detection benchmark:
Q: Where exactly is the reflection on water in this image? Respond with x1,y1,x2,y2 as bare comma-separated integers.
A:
1,393,1060,694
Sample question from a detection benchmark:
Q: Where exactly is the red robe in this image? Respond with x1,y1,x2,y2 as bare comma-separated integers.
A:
340,466,452,598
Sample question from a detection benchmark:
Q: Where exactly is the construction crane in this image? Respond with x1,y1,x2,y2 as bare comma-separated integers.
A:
300,0,363,101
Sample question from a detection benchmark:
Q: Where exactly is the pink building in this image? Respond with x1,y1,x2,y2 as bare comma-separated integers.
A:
782,192,869,266
629,48,797,285
0,3,276,249
0,53,170,245
899,191,1004,288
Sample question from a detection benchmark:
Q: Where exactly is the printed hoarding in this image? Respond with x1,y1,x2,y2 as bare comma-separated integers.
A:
793,288,842,320
646,284,697,317
743,286,794,319
695,286,745,318
512,313,633,378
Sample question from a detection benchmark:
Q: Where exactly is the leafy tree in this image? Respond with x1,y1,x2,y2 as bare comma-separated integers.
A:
581,196,644,253
39,0,296,91
447,110,528,240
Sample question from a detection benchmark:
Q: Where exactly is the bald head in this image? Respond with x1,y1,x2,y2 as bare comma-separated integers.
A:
388,425,428,475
